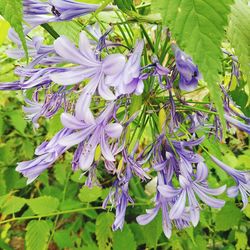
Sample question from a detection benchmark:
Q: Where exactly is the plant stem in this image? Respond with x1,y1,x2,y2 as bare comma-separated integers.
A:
0,202,148,225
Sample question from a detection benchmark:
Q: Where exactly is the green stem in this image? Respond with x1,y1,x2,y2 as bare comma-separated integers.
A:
41,24,60,39
0,202,148,225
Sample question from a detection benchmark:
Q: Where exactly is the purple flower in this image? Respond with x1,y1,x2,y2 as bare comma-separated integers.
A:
50,32,126,101
211,155,250,209
173,45,201,91
16,128,72,183
106,40,145,95
58,103,123,171
103,164,135,231
158,164,226,226
225,114,250,134
23,0,105,27
23,87,66,128
7,28,54,60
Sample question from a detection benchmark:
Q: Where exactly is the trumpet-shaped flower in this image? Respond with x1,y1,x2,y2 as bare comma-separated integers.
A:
16,128,72,183
158,163,226,226
58,103,123,171
211,155,250,209
23,0,104,27
50,32,126,101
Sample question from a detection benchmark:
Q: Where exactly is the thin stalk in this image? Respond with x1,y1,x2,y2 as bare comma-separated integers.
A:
0,203,148,225
41,24,60,39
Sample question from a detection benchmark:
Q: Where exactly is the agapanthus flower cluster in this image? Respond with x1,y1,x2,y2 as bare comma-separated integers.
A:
0,0,249,238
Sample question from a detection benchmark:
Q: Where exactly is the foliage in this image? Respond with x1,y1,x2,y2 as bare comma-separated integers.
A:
0,0,249,249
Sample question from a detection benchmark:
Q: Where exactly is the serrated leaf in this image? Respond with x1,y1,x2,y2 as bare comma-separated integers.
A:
153,0,234,135
2,196,26,215
0,0,28,60
54,230,74,249
9,110,27,135
54,162,68,185
25,220,50,250
96,212,114,250
141,212,162,248
27,196,59,215
215,202,242,231
227,0,250,101
113,224,136,250
78,186,102,203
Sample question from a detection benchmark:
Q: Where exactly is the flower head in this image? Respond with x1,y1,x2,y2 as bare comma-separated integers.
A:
58,103,123,171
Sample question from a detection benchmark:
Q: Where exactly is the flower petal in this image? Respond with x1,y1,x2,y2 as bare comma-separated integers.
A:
105,123,123,138
169,190,187,219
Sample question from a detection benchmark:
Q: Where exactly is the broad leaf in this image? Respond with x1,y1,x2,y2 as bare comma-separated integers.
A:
2,196,26,215
78,186,102,203
27,196,59,215
25,220,51,250
113,224,136,250
153,0,235,134
215,202,242,231
227,0,250,102
96,212,114,250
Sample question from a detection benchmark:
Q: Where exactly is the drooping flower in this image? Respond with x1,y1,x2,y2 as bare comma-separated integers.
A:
16,128,72,183
7,28,54,60
211,155,250,209
50,32,126,101
23,0,108,27
102,172,134,231
173,45,201,91
225,114,250,134
23,87,66,128
58,103,123,171
158,166,226,226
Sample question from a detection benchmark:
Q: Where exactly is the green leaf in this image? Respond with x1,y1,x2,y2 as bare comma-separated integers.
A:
114,0,133,12
141,212,162,248
235,231,248,250
215,202,242,231
0,0,28,60
96,212,114,250
0,17,10,46
227,0,250,101
54,230,75,249
2,196,26,215
54,162,68,185
113,224,136,250
27,196,59,215
153,0,234,134
51,21,82,44
9,110,27,135
46,111,63,139
78,186,102,203
25,220,51,250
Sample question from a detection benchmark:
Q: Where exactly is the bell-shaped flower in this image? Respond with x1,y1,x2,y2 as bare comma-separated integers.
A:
58,103,123,171
50,32,126,101
211,155,250,209
158,162,226,226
